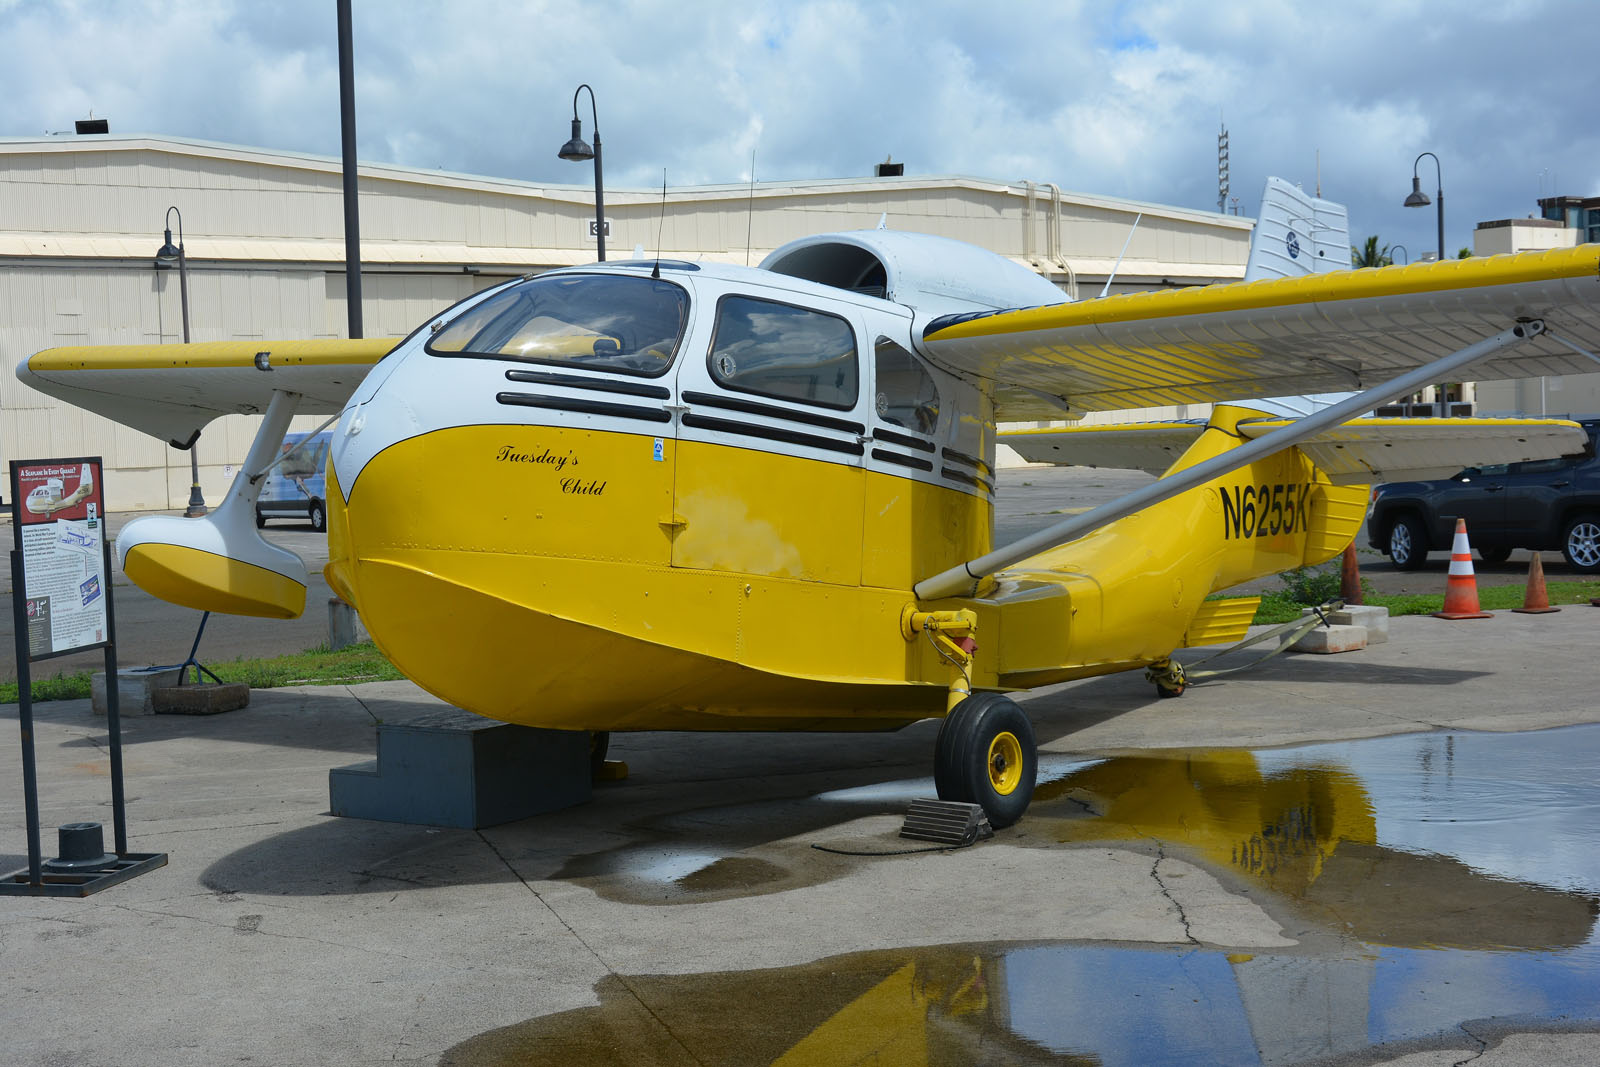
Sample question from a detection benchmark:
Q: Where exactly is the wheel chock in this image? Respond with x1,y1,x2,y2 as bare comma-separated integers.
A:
900,798,994,847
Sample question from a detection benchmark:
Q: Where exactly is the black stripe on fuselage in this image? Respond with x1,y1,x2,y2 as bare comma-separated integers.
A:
681,412,864,456
682,390,865,436
504,369,672,399
496,392,672,423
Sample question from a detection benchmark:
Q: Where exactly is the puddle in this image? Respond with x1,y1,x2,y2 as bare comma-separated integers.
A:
1033,728,1600,951
454,726,1600,1064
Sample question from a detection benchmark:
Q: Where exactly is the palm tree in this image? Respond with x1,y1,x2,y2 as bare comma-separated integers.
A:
1350,236,1392,268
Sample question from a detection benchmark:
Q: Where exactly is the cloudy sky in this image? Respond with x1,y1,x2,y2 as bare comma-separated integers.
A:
3,0,1595,262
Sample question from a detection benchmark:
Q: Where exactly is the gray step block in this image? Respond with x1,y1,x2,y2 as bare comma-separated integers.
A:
91,667,184,717
329,709,590,828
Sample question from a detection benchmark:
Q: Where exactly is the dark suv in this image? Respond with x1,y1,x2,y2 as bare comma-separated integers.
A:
1366,418,1600,572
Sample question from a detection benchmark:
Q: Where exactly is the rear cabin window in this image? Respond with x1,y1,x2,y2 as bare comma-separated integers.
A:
425,273,687,377
708,295,858,409
873,337,940,435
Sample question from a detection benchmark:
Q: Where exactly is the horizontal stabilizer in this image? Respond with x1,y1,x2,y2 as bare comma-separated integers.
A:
1003,416,1588,484
18,338,392,445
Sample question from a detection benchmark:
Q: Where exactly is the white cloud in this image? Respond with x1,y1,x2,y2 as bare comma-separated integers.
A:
1,0,1595,258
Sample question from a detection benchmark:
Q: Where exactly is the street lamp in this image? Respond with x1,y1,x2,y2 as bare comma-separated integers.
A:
1404,152,1444,262
154,205,207,517
1389,244,1409,265
558,83,605,261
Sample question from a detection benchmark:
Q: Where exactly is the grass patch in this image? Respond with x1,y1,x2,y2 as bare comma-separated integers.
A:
1,641,405,705
1248,578,1600,625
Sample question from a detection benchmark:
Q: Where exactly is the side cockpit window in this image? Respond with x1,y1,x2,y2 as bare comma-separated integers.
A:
873,337,940,436
708,295,858,409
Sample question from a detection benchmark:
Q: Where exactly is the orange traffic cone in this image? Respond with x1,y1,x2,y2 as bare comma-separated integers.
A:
1340,543,1363,605
1513,552,1560,614
1433,518,1492,620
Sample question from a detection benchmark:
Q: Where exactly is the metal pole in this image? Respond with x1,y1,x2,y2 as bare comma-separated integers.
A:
914,321,1543,600
10,548,43,885
592,126,605,262
100,506,127,854
177,235,207,517
337,0,364,339
1436,189,1446,263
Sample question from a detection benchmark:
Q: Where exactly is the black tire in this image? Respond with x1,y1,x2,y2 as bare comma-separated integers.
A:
1561,514,1600,574
589,731,610,780
934,692,1037,829
308,498,327,532
1387,514,1429,570
1477,546,1512,565
254,507,266,529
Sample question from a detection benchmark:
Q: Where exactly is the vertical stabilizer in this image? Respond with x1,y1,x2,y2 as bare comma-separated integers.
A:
1243,176,1351,282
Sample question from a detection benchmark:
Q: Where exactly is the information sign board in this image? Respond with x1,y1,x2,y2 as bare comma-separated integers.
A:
9,458,110,660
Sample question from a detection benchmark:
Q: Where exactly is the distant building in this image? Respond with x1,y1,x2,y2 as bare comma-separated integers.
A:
0,134,1254,508
1473,196,1600,417
1540,195,1600,245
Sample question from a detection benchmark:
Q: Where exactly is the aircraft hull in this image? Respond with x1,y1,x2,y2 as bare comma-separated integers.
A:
324,424,960,731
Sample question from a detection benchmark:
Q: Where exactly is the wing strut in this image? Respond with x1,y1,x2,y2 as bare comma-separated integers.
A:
914,320,1547,601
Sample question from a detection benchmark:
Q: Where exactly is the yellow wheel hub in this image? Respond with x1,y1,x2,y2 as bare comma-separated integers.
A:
987,731,1024,796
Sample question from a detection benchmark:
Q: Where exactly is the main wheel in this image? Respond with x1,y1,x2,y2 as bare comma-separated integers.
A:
1477,546,1512,565
308,498,327,532
1387,514,1429,570
1562,514,1600,574
934,693,1037,829
589,731,610,780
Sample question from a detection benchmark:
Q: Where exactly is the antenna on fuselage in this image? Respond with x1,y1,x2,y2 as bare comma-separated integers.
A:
744,148,758,266
1098,212,1142,298
652,168,666,279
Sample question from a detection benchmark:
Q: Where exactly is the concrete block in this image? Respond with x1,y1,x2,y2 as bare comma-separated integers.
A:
330,709,591,828
153,683,250,715
1292,623,1369,654
1330,604,1390,644
91,667,183,717
328,597,370,651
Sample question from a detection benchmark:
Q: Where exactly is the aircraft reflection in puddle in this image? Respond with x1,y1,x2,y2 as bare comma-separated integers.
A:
451,727,1600,1066
1035,736,1600,951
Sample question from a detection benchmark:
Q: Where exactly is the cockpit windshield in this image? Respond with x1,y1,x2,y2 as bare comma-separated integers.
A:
425,273,688,378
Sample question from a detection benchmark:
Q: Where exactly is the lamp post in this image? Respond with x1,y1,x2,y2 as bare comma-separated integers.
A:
1389,244,1409,265
1404,152,1444,262
558,84,605,261
155,206,207,517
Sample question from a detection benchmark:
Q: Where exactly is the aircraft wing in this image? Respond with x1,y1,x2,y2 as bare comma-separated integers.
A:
1003,416,1589,484
17,338,395,446
922,246,1600,420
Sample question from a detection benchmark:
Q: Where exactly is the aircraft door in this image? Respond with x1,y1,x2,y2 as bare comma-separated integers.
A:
861,315,994,590
670,289,867,586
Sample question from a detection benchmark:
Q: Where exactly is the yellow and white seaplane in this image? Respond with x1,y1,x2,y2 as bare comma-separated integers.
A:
17,180,1600,827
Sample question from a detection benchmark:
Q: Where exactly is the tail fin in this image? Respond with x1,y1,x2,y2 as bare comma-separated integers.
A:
1243,176,1350,282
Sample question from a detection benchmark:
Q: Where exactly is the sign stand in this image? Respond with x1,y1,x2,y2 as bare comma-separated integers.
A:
3,458,166,896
